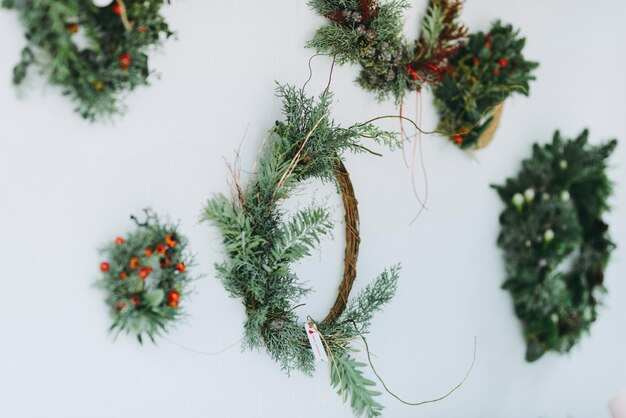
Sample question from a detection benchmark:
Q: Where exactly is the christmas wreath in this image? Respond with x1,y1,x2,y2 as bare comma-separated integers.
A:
493,130,616,362
307,0,467,103
98,209,194,343
203,85,403,417
2,0,173,120
433,21,538,149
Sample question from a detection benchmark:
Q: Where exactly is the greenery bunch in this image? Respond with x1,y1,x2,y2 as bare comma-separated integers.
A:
307,0,466,103
203,84,402,417
98,209,194,343
2,0,173,120
433,21,538,149
493,130,616,361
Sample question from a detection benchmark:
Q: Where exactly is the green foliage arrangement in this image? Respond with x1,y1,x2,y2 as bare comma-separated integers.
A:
493,130,616,362
98,209,194,343
433,21,538,149
203,85,402,417
2,0,173,120
307,0,466,103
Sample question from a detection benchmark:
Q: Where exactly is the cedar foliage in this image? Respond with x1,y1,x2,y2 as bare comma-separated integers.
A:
203,85,401,417
307,0,466,103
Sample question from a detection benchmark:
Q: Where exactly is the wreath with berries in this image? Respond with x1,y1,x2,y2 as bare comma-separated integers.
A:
2,0,173,120
203,85,405,417
433,21,538,149
493,130,616,362
98,209,194,343
307,0,467,103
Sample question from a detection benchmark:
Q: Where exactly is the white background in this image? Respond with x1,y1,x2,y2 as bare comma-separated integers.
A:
1,1,625,417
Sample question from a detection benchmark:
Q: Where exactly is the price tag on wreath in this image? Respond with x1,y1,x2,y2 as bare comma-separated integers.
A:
305,318,328,363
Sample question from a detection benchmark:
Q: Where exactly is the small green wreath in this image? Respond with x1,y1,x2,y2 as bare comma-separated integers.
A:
493,130,616,361
203,85,402,417
433,21,538,149
98,209,194,343
307,0,466,103
2,0,173,120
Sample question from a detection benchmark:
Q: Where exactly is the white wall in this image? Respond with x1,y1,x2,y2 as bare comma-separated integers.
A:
1,1,625,417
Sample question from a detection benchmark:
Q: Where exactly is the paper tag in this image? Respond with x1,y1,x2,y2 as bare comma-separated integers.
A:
305,321,328,363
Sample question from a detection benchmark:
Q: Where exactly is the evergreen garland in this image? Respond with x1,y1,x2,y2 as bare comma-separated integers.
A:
307,0,466,103
203,85,401,417
98,209,194,343
2,0,173,120
433,21,538,149
493,130,616,361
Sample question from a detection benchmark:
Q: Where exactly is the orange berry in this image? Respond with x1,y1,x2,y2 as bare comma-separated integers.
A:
145,247,153,257
66,23,79,34
129,256,141,269
176,262,186,272
115,237,125,245
100,262,110,272
119,271,128,280
454,135,463,144
112,2,122,15
168,290,180,302
155,244,167,256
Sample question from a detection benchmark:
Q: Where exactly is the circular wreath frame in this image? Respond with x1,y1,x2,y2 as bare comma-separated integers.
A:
204,85,401,417
98,209,194,343
493,130,616,361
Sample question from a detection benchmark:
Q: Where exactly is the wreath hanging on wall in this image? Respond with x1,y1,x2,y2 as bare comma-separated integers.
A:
2,0,173,120
307,0,467,103
493,130,616,362
203,85,403,417
432,21,538,149
98,209,194,343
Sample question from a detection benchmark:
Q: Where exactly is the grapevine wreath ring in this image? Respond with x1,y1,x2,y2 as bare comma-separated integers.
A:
98,209,194,343
2,0,173,120
493,130,616,362
204,85,474,417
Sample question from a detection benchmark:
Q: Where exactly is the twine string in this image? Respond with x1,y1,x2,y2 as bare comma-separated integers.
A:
115,0,134,32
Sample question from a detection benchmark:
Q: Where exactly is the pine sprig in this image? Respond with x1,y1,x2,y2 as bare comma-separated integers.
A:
493,130,616,361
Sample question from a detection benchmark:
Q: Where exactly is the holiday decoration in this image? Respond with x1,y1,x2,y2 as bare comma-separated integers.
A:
2,0,173,120
493,130,616,361
433,21,538,149
307,0,467,103
204,85,403,417
98,209,194,343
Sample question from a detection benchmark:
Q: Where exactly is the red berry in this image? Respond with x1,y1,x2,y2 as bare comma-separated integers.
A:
472,57,479,66
119,54,131,70
130,295,141,306
100,262,110,272
168,290,180,302
454,135,463,144
112,2,122,15
139,268,150,280
115,237,125,245
176,262,186,272
493,68,500,76
499,58,507,67
485,41,492,49
119,271,128,280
